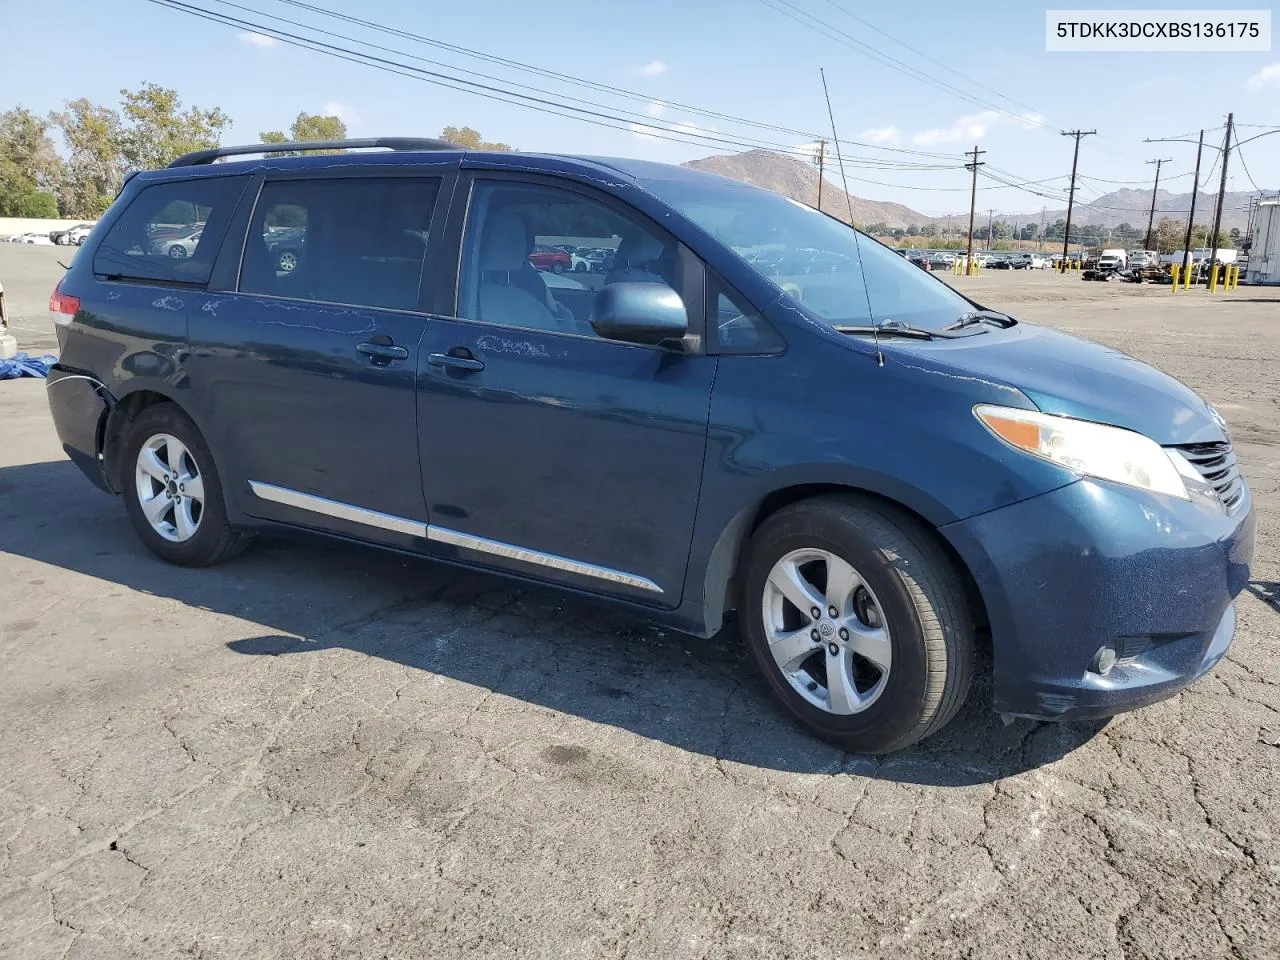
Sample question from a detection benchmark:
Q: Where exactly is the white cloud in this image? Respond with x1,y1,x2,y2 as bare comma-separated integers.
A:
238,32,278,48
321,101,359,125
909,109,1045,145
638,59,670,76
912,110,1000,145
629,117,716,143
644,100,665,119
1247,63,1280,88
860,125,901,144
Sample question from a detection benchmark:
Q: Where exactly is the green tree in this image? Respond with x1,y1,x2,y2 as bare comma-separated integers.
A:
1154,217,1183,253
17,190,59,217
0,107,64,216
50,98,125,218
259,112,348,154
440,125,512,151
118,83,230,170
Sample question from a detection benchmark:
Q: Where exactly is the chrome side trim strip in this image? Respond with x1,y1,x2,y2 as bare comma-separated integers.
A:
427,525,664,594
248,481,428,538
247,482,662,594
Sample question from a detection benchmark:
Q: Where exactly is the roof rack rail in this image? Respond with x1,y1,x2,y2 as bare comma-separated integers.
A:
168,137,459,168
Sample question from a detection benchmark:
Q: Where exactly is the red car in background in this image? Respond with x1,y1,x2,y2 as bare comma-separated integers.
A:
528,243,571,273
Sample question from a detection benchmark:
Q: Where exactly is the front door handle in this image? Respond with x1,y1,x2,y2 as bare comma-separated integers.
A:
428,351,485,373
357,340,409,363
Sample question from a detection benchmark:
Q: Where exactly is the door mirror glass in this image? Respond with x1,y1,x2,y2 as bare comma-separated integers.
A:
590,282,688,345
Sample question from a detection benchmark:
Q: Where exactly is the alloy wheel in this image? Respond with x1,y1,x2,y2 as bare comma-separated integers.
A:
761,548,892,714
135,434,205,542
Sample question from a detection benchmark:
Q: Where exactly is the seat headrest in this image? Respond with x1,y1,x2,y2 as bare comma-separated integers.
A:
480,211,531,272
619,232,664,268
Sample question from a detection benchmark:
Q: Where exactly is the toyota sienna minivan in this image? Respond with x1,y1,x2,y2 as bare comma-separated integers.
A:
46,138,1254,753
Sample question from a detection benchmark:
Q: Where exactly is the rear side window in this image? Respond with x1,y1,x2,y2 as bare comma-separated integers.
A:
93,176,248,286
239,178,440,312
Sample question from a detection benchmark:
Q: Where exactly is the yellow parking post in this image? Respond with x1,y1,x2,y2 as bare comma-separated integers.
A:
1209,263,1220,292
1170,263,1180,291
1184,262,1194,290
1231,264,1240,289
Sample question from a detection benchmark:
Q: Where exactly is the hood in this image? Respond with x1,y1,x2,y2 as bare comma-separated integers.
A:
901,323,1226,445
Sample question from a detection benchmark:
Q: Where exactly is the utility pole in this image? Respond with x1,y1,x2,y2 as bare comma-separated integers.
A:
1181,130,1205,283
986,208,995,249
1144,157,1172,251
814,139,827,212
964,144,985,273
1038,206,1046,252
1060,129,1096,271
1208,113,1233,263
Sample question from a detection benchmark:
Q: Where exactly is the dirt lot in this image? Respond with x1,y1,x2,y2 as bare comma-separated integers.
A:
1,245,1278,959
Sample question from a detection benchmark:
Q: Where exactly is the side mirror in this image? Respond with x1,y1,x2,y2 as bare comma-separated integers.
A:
591,282,688,346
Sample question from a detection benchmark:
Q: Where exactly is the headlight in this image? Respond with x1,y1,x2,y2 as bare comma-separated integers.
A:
974,404,1189,500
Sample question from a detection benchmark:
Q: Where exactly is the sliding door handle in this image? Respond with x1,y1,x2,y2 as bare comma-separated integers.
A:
428,352,485,372
356,341,409,362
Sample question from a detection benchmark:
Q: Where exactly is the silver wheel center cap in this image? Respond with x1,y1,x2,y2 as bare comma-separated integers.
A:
818,620,835,638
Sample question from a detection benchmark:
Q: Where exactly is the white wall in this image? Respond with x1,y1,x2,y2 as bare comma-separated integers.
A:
0,217,97,238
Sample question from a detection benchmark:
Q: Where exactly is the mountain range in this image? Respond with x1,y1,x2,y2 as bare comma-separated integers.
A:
681,150,1267,233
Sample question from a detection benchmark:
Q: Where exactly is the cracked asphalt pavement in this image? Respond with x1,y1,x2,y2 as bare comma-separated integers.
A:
1,249,1278,959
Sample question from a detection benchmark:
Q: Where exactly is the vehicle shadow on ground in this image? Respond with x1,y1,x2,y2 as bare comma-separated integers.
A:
1247,581,1279,613
2,458,1107,786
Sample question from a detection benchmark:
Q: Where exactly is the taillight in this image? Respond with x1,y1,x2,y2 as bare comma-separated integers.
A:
49,280,79,327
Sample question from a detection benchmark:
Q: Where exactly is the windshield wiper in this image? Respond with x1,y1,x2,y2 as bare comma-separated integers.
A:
833,319,984,340
943,309,1017,331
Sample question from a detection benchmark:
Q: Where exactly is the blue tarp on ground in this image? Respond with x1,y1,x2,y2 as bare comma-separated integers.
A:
0,353,58,380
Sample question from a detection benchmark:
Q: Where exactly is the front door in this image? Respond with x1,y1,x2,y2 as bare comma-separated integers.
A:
417,177,716,603
187,173,447,544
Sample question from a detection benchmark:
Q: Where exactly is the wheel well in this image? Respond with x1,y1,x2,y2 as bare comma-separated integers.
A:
100,390,175,492
718,483,990,638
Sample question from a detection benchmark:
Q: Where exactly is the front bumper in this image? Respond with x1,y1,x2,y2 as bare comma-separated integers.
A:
942,478,1255,721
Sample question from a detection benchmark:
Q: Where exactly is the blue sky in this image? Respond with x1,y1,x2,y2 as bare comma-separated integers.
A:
2,0,1277,216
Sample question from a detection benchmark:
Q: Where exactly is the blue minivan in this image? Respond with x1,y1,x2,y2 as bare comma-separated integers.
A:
46,138,1254,753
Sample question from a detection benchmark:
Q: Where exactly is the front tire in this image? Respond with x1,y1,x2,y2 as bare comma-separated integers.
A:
120,403,251,566
739,496,974,754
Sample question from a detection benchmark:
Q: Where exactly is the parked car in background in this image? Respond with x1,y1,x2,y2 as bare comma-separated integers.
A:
583,248,614,272
9,232,54,245
46,137,1254,755
528,243,571,273
1098,248,1127,271
987,254,1013,269
150,229,203,259
51,224,95,245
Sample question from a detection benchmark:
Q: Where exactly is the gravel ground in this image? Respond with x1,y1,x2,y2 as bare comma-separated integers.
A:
1,246,1278,959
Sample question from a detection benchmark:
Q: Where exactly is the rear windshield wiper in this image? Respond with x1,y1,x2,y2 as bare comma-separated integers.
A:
943,309,1017,331
832,321,984,340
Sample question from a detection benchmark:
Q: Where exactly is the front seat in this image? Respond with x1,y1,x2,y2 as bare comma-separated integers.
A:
476,211,561,333
605,232,671,286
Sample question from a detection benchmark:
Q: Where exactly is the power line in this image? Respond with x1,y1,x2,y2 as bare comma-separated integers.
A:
267,0,965,160
147,0,957,164
756,0,1050,130
789,0,1149,164
1233,138,1265,193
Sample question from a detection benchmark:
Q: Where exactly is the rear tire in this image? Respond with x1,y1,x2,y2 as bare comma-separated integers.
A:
120,403,251,566
739,496,974,754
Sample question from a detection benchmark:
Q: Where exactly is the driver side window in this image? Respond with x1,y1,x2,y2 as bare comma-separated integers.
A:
458,180,684,339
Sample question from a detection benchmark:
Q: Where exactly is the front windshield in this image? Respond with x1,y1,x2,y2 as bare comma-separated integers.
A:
641,176,973,331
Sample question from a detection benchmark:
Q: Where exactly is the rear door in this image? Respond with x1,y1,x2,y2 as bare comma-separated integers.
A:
185,167,453,546
416,174,716,603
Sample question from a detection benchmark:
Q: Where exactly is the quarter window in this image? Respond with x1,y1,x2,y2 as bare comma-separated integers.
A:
240,178,440,311
457,181,687,339
93,176,248,286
